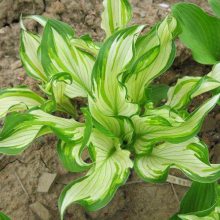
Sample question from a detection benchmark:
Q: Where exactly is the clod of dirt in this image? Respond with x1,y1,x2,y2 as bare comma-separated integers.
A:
211,144,220,163
202,117,217,132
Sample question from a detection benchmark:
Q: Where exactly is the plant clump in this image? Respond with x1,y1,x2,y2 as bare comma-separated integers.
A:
1,0,220,219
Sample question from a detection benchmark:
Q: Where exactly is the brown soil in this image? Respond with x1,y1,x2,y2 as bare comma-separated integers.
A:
0,0,219,220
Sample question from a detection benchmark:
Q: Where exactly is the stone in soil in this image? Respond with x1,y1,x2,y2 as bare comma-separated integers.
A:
29,201,51,220
37,172,57,193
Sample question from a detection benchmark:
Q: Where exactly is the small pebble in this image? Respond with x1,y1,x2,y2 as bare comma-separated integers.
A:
158,3,170,9
37,172,57,193
29,202,51,220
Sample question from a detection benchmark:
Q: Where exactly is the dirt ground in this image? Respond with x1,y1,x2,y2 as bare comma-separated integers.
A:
0,0,220,220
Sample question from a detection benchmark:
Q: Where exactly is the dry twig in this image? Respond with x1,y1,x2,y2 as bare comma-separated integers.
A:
14,171,30,198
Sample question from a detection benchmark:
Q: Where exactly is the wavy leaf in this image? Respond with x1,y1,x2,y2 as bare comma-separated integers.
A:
41,19,94,98
0,87,45,119
166,76,220,110
0,113,45,154
58,129,133,219
208,63,220,82
89,98,134,137
124,16,177,103
101,0,132,38
57,109,93,172
23,15,48,27
131,107,184,154
29,110,84,142
90,25,143,122
57,141,91,172
48,73,76,116
0,110,84,154
70,35,100,58
143,95,219,143
20,30,47,81
135,139,220,183
132,94,219,153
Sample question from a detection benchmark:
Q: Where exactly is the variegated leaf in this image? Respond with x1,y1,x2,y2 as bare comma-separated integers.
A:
41,19,94,98
135,138,220,183
144,95,219,143
89,97,134,137
47,72,76,116
0,110,84,154
131,107,184,154
132,95,219,154
0,87,45,119
58,129,133,219
52,81,76,116
57,108,93,172
70,35,99,58
166,76,220,110
29,110,84,142
20,30,47,81
101,0,132,37
0,113,46,154
57,141,91,172
124,16,177,103
208,63,220,82
90,25,144,123
22,15,48,27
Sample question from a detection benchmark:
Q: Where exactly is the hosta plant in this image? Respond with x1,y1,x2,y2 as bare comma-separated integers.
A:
1,0,220,219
